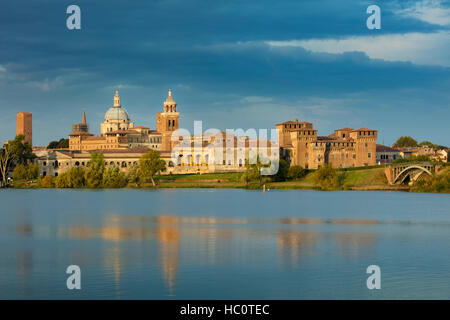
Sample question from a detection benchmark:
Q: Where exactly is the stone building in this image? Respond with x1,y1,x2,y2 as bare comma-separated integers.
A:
276,119,377,169
376,144,400,164
16,112,32,145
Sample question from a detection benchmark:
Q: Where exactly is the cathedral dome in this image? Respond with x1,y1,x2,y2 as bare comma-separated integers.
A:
104,106,130,121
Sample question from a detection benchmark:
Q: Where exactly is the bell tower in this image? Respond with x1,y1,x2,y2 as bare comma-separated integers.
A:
157,89,180,151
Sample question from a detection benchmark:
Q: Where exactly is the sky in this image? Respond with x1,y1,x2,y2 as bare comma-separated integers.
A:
0,0,449,146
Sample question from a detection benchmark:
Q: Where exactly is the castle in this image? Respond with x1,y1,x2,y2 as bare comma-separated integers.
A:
276,119,377,169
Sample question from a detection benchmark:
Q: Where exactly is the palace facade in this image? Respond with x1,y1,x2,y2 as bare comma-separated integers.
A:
276,119,378,169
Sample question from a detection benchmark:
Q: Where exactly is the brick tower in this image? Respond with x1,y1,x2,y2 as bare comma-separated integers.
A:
157,90,179,152
16,112,32,146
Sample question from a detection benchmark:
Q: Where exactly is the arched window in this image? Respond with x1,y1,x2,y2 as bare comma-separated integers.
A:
122,161,127,168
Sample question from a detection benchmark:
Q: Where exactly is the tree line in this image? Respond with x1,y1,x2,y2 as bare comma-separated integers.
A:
41,150,166,189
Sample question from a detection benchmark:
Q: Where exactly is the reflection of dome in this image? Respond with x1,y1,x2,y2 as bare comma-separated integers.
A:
104,106,130,121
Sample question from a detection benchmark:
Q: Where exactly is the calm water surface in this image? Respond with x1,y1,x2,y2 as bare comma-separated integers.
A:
0,189,449,299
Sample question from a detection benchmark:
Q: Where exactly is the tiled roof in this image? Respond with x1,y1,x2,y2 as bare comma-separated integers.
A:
351,127,377,132
376,144,399,152
69,131,94,136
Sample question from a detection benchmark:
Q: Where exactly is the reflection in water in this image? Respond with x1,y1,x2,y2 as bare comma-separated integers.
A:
54,215,384,296
277,230,321,268
156,220,180,296
103,245,123,299
17,251,33,296
333,233,376,257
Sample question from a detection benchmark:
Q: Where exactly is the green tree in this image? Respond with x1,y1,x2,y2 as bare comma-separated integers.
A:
47,138,69,149
314,164,340,190
40,175,54,188
13,163,39,181
287,165,307,180
271,159,289,182
102,167,126,188
392,155,431,164
241,156,268,186
8,135,35,164
0,144,12,186
85,152,105,188
138,150,166,186
55,167,85,188
126,164,141,186
393,136,418,148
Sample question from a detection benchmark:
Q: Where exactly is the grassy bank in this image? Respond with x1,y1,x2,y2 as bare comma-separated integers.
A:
10,166,449,193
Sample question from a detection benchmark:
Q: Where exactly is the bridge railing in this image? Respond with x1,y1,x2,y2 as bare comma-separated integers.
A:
389,161,435,169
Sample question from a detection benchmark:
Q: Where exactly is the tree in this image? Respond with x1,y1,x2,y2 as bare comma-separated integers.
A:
55,167,85,188
0,144,12,187
8,135,35,164
126,164,141,186
102,167,126,188
241,156,269,185
272,159,289,182
287,165,307,180
393,136,418,148
13,163,39,181
40,175,54,188
314,164,340,190
138,150,166,186
47,138,69,149
85,152,105,188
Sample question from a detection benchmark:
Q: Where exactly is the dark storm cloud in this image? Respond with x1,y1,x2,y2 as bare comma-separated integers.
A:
0,0,448,146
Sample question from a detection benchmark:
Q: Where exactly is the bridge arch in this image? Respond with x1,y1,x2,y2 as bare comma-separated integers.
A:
393,165,433,184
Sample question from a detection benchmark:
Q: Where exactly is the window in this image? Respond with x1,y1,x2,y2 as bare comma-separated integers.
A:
368,153,371,158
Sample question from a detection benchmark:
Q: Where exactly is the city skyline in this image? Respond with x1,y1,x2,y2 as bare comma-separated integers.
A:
0,0,449,146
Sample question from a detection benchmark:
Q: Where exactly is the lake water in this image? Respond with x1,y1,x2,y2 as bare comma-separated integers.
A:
0,189,449,299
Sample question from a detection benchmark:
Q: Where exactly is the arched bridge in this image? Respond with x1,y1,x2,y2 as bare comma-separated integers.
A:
385,162,435,185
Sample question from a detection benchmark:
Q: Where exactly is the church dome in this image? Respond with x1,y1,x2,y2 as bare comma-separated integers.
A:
104,106,130,121
104,89,130,121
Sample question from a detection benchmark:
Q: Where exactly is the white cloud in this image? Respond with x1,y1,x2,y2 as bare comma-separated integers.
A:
266,31,450,67
396,0,450,26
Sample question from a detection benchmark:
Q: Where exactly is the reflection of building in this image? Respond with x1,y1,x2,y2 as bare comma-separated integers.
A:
277,230,321,268
157,222,180,296
16,112,32,145
277,119,378,168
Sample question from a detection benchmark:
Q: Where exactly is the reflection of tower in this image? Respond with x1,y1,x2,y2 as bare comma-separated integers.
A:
277,230,320,268
157,221,180,296
156,90,180,152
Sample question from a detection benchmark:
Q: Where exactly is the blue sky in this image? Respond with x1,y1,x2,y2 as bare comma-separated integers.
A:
0,0,449,146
